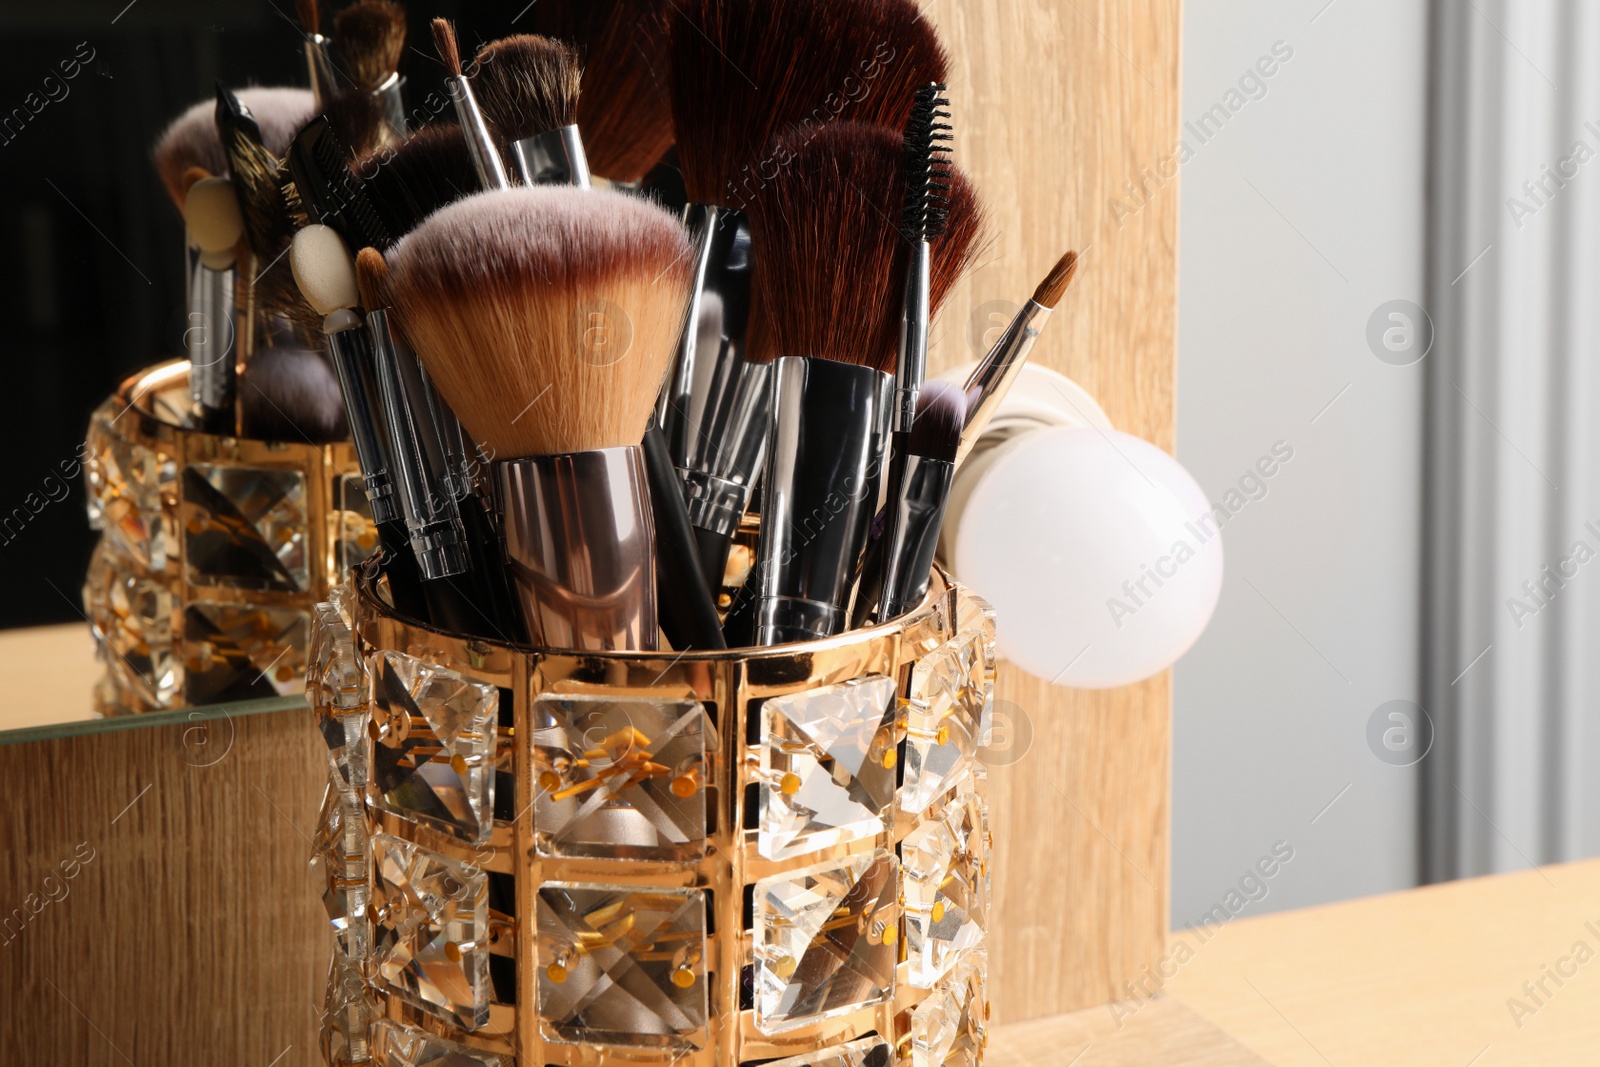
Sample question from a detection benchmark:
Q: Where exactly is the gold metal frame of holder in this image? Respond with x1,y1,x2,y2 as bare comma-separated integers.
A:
83,360,369,713
311,558,996,1067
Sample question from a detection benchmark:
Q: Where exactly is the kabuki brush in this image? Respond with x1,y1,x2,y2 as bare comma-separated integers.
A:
385,187,694,651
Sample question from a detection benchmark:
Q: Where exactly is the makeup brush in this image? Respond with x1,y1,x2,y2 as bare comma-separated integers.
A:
894,83,954,434
957,250,1080,468
237,346,348,442
355,246,527,643
289,223,430,621
432,18,509,191
333,0,408,149
733,121,982,645
297,0,345,108
470,35,589,187
385,186,693,651
153,88,314,210
355,123,481,239
520,0,673,184
181,174,244,435
876,381,964,619
658,0,952,595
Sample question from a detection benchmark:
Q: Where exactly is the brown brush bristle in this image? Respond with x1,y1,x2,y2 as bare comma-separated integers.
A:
669,0,949,206
523,0,672,183
318,88,390,157
354,246,390,311
334,0,407,90
153,88,311,211
431,18,462,77
1032,250,1079,309
746,122,984,375
470,35,582,143
238,346,348,442
386,187,694,458
296,0,320,34
355,123,480,238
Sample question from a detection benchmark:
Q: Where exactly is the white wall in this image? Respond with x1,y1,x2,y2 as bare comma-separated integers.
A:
1172,0,1431,924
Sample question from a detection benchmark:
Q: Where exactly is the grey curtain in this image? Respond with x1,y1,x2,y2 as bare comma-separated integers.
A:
1424,0,1600,879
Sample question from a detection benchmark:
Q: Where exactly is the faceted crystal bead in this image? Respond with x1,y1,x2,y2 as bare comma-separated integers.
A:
908,950,986,1067
324,950,378,1065
759,1036,893,1067
758,674,900,860
310,600,370,789
371,1019,502,1066
85,401,174,570
901,631,987,814
83,540,180,709
310,784,371,960
902,790,988,987
182,601,308,704
370,832,490,1031
531,694,712,860
183,463,310,592
536,883,708,1049
369,652,498,844
753,849,900,1033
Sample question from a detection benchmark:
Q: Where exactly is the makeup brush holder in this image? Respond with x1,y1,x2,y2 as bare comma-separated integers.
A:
82,360,372,714
308,559,996,1067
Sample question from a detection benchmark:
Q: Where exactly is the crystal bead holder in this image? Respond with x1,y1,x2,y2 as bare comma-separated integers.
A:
82,360,370,714
309,557,998,1067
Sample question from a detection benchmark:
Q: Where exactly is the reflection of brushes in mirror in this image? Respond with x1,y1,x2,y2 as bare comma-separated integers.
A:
332,0,408,149
470,34,589,187
181,174,244,435
956,249,1080,468
519,0,673,185
432,18,509,191
385,187,694,651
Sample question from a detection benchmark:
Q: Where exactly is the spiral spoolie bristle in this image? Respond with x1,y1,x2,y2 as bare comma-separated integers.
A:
901,83,953,243
432,18,462,77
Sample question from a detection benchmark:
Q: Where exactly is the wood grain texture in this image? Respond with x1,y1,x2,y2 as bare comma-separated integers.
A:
0,708,326,1064
1165,859,1600,1066
989,998,1269,1067
930,0,1181,1021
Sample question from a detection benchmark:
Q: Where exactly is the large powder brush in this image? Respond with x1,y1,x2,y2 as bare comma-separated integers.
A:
385,187,695,651
747,121,984,377
669,0,949,207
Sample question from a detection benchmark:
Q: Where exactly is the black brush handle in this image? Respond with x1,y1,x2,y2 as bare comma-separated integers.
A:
375,518,429,622
692,524,734,601
644,423,727,651
459,493,528,645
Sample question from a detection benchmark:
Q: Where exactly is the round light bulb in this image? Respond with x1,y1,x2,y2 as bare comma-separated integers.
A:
953,427,1223,687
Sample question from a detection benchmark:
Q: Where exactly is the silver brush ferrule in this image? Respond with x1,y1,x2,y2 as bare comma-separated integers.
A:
877,453,956,620
325,316,399,526
369,72,407,147
957,299,1052,467
497,446,658,651
508,125,591,188
447,76,510,191
658,205,768,530
754,357,892,646
368,309,468,581
304,35,346,110
894,240,932,432
187,260,237,425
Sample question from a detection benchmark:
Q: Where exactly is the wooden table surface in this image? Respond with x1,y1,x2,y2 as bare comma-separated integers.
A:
990,858,1600,1065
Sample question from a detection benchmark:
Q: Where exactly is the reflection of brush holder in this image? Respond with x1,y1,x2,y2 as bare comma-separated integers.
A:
82,360,373,714
308,555,996,1067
